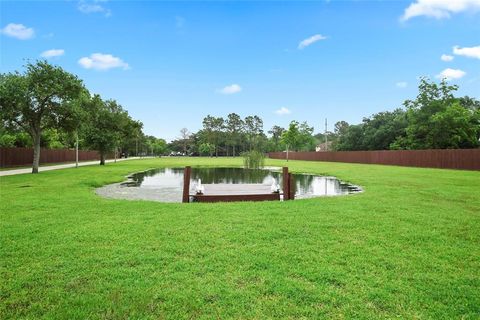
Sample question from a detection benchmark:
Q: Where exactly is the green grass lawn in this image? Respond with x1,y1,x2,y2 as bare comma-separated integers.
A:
1,157,479,319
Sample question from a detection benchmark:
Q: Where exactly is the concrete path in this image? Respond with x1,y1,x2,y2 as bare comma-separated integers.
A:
0,157,142,177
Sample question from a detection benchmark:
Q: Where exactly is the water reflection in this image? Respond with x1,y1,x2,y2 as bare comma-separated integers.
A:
113,167,361,202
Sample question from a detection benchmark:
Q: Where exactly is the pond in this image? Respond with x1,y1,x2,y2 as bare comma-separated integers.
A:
96,167,361,203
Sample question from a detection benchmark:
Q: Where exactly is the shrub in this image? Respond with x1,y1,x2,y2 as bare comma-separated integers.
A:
242,150,265,169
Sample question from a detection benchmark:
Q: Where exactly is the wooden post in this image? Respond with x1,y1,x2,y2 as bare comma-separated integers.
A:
182,166,191,203
288,173,295,200
282,167,289,201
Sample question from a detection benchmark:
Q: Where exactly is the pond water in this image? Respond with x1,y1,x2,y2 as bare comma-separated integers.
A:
96,167,361,203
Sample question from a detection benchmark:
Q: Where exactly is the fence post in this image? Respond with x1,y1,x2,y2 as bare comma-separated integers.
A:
283,167,289,201
182,166,191,203
288,173,295,200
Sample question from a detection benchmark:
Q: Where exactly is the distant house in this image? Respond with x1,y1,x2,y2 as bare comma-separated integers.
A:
316,141,333,152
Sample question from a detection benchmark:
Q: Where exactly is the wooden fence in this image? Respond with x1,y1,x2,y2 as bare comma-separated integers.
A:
0,147,105,168
268,149,480,171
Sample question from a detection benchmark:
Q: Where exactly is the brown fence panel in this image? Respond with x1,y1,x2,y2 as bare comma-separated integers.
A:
268,149,480,171
0,147,104,168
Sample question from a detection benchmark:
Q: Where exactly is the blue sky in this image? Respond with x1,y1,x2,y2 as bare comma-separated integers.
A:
1,0,479,141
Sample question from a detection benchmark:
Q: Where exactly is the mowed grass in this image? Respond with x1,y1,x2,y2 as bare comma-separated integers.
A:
1,157,479,319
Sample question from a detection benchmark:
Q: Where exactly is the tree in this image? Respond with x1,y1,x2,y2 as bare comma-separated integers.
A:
333,78,479,151
199,142,215,157
0,125,16,147
179,128,191,155
428,102,480,149
334,121,349,136
393,77,478,150
0,61,84,173
268,125,285,152
335,124,365,151
244,115,263,151
226,113,244,156
119,120,143,157
0,123,32,147
281,121,300,161
211,117,225,156
361,109,407,150
84,95,139,165
202,115,224,157
459,96,480,112
398,78,456,149
297,121,315,151
146,136,168,156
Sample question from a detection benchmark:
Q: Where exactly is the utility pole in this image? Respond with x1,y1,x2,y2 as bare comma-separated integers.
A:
325,118,328,151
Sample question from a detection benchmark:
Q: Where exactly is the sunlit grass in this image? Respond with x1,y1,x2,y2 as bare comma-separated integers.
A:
1,157,479,319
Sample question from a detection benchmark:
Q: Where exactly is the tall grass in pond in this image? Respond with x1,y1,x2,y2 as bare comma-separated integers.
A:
242,150,265,169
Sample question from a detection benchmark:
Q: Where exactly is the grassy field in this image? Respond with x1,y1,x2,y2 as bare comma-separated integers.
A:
1,157,479,319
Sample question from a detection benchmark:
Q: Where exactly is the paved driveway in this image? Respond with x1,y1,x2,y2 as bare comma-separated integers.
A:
0,157,142,177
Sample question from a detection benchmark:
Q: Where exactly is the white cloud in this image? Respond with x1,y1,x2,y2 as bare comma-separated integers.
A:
1,23,34,40
453,45,480,59
78,0,111,17
436,68,466,80
218,84,242,95
78,53,129,70
40,49,65,58
441,54,454,61
401,0,480,21
396,82,408,88
275,107,291,115
298,34,327,49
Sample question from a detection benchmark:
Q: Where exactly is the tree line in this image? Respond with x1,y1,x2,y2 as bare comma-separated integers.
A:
2,61,478,173
168,115,317,156
169,78,479,155
0,60,167,173
333,78,480,151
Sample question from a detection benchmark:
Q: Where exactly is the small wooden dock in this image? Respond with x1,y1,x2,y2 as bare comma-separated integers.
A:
192,184,281,202
182,166,295,203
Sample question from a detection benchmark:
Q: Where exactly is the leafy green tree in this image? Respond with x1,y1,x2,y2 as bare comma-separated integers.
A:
226,113,244,156
393,78,478,149
0,131,16,147
268,125,285,152
202,115,225,156
459,96,480,112
179,128,191,155
396,78,457,149
41,128,66,149
84,95,139,165
335,124,365,151
281,121,300,161
244,115,263,151
120,120,143,157
297,121,315,151
335,78,479,151
0,124,31,147
146,136,168,156
199,142,215,156
362,109,407,150
428,102,480,149
0,61,84,173
211,117,225,156
334,121,349,136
